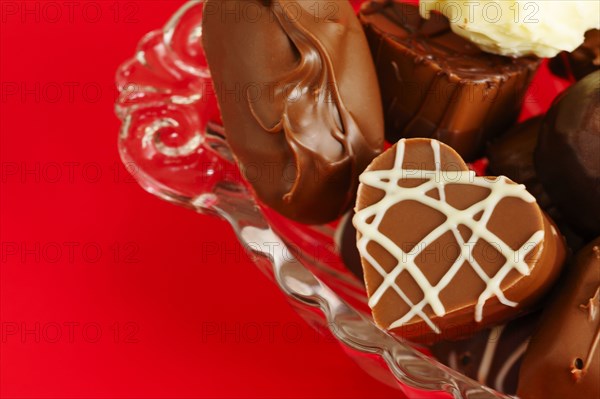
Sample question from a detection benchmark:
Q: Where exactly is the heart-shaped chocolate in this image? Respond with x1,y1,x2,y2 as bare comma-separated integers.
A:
354,138,566,343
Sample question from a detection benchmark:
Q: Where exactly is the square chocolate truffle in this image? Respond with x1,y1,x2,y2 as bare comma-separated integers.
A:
359,1,540,160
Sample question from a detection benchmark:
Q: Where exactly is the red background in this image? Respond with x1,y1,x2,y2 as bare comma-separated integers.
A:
0,1,569,398
0,1,406,398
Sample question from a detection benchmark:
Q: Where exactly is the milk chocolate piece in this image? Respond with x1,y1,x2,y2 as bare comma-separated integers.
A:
535,71,600,237
353,138,566,343
358,1,540,161
202,0,384,224
549,29,600,81
431,313,540,395
518,237,600,399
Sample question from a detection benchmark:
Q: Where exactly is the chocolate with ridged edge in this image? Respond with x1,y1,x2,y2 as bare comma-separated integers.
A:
353,138,565,343
202,0,384,224
535,71,600,237
358,0,540,161
518,237,600,399
549,29,600,81
431,312,540,395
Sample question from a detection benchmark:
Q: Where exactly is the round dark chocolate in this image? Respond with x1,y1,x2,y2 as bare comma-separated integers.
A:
202,0,384,224
535,70,600,237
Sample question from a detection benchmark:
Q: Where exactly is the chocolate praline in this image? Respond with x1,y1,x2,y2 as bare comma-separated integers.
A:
431,313,540,395
354,138,566,343
487,117,544,199
486,117,587,252
202,0,384,224
534,70,600,237
517,237,600,399
334,212,364,281
358,0,540,161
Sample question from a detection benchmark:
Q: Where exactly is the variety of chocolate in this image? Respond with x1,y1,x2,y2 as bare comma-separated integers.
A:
549,29,600,81
518,237,600,399
202,0,384,224
431,313,540,395
201,0,599,395
353,138,566,343
358,1,540,161
535,71,600,238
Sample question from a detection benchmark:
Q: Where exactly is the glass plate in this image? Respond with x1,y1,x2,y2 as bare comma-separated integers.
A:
114,1,569,398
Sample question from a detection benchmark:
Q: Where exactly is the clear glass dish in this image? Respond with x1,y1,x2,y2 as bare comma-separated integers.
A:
114,1,568,398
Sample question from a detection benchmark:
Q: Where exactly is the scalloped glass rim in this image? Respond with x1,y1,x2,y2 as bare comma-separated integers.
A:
113,1,524,398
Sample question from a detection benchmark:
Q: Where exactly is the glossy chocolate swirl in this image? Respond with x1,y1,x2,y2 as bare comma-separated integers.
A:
203,0,384,224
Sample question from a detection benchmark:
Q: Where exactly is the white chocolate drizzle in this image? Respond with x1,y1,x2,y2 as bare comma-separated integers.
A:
354,139,544,333
478,325,504,384
495,340,528,393
573,286,600,381
580,287,600,322
446,324,529,393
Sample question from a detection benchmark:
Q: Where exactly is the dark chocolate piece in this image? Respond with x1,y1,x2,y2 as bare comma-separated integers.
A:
353,138,566,343
518,237,600,399
358,1,540,161
335,212,364,281
549,29,600,81
487,117,586,251
487,117,547,206
202,0,384,224
535,70,600,237
431,313,540,395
